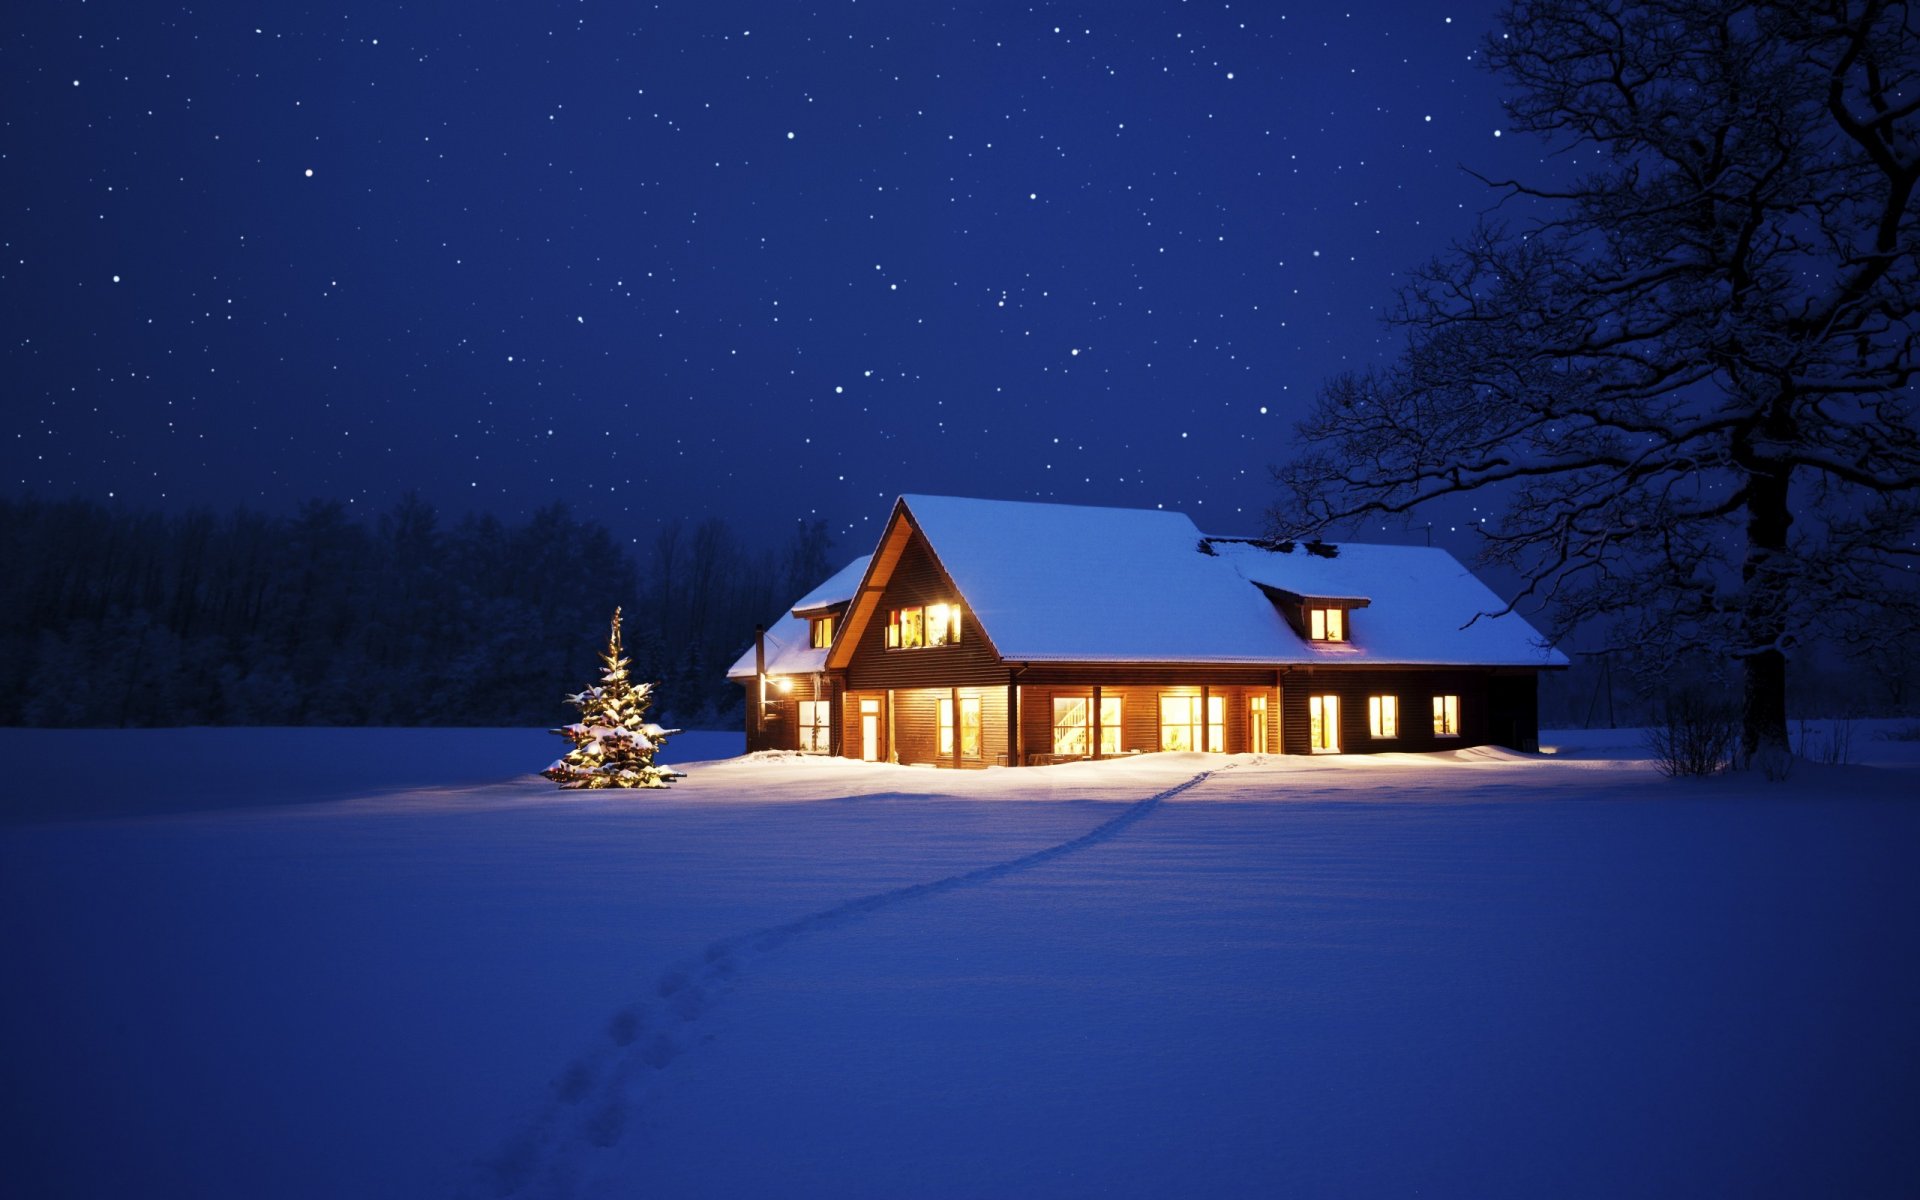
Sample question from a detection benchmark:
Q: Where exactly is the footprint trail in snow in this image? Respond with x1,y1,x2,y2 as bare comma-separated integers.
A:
476,765,1226,1198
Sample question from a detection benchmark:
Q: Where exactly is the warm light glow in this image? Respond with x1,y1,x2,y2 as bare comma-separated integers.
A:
798,700,831,752
1052,695,1120,757
1309,694,1339,752
772,676,793,693
810,615,835,649
1433,694,1460,736
1248,694,1269,754
1307,607,1345,642
1159,694,1223,752
1369,694,1399,738
887,603,961,650
939,694,984,758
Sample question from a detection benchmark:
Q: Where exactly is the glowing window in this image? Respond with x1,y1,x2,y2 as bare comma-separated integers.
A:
809,616,835,649
937,695,982,758
1308,694,1340,752
1159,694,1224,752
1307,607,1345,642
1369,695,1399,739
1051,696,1120,757
798,701,832,753
1248,694,1269,754
1433,694,1460,736
1052,697,1089,757
886,604,960,650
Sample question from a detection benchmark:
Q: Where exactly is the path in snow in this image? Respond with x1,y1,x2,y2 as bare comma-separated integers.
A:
479,764,1229,1198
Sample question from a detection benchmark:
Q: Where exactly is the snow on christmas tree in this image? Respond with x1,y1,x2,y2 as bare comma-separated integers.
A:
543,607,684,789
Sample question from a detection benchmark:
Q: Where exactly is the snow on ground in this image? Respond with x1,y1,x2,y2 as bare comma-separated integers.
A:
2,726,1917,1198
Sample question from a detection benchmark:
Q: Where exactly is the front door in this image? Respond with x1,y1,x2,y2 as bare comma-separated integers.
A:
859,698,882,762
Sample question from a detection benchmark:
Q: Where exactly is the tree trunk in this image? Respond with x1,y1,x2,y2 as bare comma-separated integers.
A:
1740,464,1793,762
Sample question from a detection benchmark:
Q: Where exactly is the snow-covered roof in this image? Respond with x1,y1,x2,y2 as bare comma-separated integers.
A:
1207,538,1570,667
789,558,864,613
885,495,1566,667
726,555,871,681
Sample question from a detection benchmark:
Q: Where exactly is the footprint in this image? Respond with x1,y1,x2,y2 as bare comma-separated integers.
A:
584,1098,626,1149
607,1007,645,1047
552,1059,596,1105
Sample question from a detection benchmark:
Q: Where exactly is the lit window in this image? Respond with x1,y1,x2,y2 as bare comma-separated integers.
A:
1369,695,1399,739
1307,607,1345,642
1052,697,1088,757
1051,696,1120,757
809,616,835,649
1159,694,1224,752
887,604,961,650
937,695,982,758
1308,694,1340,752
798,700,832,753
1433,694,1460,736
1248,694,1268,754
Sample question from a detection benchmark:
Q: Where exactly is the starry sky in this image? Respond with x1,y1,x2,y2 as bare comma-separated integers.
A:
6,0,1547,549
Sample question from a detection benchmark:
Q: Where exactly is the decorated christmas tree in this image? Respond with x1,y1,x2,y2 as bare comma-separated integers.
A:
543,607,684,789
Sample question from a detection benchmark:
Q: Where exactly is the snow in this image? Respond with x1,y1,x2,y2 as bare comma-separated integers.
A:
1211,538,1572,666
3,725,1917,1198
895,494,1563,665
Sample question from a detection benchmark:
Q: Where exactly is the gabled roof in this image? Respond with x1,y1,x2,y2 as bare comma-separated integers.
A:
1207,539,1569,667
823,495,1566,668
789,561,863,614
725,555,871,681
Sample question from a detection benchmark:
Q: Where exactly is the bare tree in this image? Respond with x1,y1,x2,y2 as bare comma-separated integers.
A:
1272,0,1920,760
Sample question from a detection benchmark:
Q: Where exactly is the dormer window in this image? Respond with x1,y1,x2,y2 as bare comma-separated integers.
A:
886,603,962,649
1307,607,1346,642
809,615,835,649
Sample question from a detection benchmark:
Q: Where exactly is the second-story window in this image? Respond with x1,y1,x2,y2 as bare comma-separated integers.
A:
809,615,835,649
1307,607,1346,642
886,603,962,649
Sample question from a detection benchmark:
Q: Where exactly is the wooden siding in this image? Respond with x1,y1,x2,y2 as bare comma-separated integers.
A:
1016,681,1281,763
843,527,1007,690
771,666,1534,760
741,673,834,754
1279,667,1499,755
837,685,1008,767
1487,671,1539,752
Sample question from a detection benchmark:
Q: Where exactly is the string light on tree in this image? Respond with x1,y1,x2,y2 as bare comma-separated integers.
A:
543,607,684,789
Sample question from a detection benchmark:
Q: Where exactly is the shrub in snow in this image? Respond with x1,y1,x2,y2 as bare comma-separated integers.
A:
543,607,684,789
1794,716,1855,767
1646,690,1738,779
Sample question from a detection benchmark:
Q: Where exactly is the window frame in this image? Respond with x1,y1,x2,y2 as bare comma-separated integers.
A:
1051,695,1120,758
1159,694,1224,753
1368,694,1399,740
1248,694,1269,754
885,603,962,651
1433,694,1461,737
1306,607,1346,643
1308,694,1340,753
809,615,835,649
937,694,984,759
797,700,832,753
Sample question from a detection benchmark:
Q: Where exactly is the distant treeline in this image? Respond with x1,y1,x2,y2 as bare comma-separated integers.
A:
0,495,835,728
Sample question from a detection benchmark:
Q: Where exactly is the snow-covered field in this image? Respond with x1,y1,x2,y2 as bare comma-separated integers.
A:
3,726,1918,1199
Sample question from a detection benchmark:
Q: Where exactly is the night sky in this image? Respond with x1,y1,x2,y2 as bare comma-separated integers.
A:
6,1,1551,549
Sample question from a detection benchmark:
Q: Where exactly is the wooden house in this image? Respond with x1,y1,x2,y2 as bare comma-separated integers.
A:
729,495,1567,766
